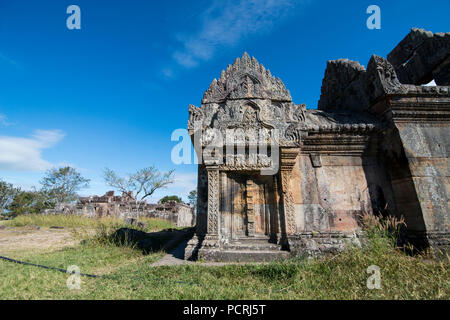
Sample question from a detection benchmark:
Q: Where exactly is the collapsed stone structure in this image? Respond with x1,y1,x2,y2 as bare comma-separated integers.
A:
49,191,194,227
185,29,449,261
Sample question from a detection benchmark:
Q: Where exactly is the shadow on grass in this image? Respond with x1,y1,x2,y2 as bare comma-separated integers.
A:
110,227,195,255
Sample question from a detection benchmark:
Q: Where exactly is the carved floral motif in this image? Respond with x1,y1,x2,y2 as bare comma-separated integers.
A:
207,168,219,235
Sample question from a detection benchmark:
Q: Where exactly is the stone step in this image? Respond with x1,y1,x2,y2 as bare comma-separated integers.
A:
231,236,275,241
221,238,288,254
222,243,281,251
205,250,291,262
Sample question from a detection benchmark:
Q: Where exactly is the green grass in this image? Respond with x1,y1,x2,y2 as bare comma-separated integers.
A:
0,242,165,299
5,214,175,232
1,236,448,299
0,214,448,299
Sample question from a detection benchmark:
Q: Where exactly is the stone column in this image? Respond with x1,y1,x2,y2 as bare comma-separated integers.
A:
280,148,299,235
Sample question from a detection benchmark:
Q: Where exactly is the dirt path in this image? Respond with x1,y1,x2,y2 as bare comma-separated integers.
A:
0,226,78,256
152,238,195,266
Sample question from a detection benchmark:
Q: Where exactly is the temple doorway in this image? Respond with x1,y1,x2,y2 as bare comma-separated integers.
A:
220,172,279,241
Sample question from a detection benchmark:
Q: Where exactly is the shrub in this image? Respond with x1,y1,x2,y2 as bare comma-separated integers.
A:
358,211,406,249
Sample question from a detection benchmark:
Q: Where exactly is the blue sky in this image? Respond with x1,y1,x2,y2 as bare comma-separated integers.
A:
0,0,449,202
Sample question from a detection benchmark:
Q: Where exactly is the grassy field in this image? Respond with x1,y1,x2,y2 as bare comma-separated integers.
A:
4,214,175,232
0,214,448,299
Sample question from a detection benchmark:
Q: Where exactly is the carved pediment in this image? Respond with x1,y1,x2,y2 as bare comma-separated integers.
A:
202,52,292,103
188,53,306,147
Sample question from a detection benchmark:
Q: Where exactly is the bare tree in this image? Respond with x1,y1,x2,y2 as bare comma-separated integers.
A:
103,166,175,216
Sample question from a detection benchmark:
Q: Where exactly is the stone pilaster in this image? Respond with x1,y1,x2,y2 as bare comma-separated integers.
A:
246,179,255,237
280,148,299,235
185,166,221,260
206,166,220,237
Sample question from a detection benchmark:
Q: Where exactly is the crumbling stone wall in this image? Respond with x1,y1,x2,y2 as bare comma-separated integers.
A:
45,192,194,228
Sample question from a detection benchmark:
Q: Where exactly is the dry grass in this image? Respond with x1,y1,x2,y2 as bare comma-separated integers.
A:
6,214,172,230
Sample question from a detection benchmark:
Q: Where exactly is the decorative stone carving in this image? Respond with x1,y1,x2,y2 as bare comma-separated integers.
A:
202,52,292,103
280,170,296,235
206,167,220,236
280,148,299,235
292,104,306,122
245,179,255,237
318,55,410,112
188,53,306,149
366,54,408,99
283,123,303,146
188,104,204,131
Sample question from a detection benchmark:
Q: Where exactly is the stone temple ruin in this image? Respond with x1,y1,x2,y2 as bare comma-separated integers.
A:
185,29,450,261
50,191,194,228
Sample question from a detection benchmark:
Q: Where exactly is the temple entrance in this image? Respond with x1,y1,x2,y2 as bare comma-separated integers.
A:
220,172,279,241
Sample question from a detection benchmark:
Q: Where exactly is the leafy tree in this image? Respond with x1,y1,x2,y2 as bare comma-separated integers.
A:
0,180,19,215
103,166,175,213
8,189,52,217
159,195,182,204
40,166,90,203
187,190,197,208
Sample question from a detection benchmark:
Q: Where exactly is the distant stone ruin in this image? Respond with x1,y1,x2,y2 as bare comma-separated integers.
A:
47,191,194,227
185,28,449,261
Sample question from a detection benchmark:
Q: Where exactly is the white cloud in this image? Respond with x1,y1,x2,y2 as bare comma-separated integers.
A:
0,129,65,171
172,0,303,68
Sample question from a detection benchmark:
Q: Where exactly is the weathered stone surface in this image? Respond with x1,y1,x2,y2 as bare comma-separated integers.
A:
318,54,409,112
188,53,306,150
318,59,368,112
187,29,449,261
387,28,450,85
433,57,450,85
202,52,292,104
288,232,362,257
